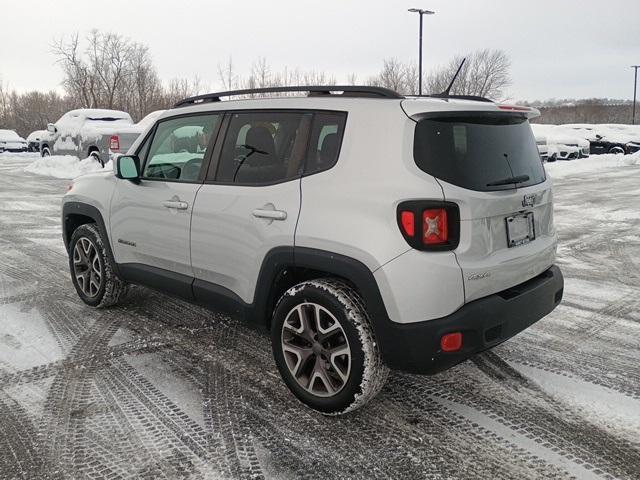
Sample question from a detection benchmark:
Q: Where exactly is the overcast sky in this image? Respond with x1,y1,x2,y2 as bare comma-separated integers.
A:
2,0,639,101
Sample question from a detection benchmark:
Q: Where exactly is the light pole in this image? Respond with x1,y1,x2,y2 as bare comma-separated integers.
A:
408,8,435,96
632,65,639,125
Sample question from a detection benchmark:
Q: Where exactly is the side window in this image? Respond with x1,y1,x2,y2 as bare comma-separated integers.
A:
215,111,311,184
143,114,220,182
304,113,347,175
135,130,154,164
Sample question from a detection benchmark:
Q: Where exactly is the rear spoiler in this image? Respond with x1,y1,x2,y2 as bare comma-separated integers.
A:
401,100,540,120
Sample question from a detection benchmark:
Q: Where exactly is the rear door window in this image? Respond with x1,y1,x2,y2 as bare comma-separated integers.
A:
214,111,311,184
413,114,546,191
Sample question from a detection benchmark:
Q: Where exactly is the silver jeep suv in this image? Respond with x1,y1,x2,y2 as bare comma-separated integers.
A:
62,86,564,414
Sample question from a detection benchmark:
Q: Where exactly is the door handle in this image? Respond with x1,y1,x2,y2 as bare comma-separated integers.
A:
252,208,287,220
163,200,189,210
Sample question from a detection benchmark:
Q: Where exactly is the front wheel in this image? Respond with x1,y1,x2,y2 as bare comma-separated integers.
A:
41,147,50,157
271,279,389,415
69,223,128,308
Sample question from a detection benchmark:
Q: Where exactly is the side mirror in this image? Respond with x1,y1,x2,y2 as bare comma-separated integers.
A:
115,155,141,182
47,123,57,134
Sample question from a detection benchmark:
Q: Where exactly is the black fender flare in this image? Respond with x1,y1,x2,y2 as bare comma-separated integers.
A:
62,202,121,276
252,246,393,357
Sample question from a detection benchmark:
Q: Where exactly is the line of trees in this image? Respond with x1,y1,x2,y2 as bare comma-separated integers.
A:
21,27,640,140
523,98,636,124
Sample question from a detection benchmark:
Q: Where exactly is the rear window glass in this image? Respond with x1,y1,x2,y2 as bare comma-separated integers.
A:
413,115,546,191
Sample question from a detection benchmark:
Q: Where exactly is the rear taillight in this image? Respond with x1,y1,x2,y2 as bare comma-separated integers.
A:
110,135,120,151
423,209,448,245
397,201,460,251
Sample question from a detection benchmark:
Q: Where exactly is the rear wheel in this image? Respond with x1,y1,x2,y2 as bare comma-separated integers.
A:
609,146,625,155
41,147,50,157
69,223,128,308
271,279,388,415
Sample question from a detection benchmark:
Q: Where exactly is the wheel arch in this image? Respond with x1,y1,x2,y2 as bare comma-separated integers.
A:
254,247,391,342
62,202,120,276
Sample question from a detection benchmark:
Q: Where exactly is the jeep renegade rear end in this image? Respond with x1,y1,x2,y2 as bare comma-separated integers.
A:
62,86,563,415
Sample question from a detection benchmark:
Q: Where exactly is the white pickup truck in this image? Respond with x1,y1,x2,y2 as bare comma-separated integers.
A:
41,109,143,165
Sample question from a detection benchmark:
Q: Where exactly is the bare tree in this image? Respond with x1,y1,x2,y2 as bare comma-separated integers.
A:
366,58,419,94
52,33,94,107
52,30,169,119
217,57,239,91
426,49,511,100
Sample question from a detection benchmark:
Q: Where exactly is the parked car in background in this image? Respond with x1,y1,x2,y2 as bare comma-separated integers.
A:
0,129,28,153
26,130,47,152
533,133,550,162
531,124,589,160
561,124,630,155
599,124,640,154
41,109,143,165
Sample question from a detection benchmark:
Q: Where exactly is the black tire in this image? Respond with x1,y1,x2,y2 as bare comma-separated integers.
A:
608,146,625,155
271,278,389,415
68,223,128,308
89,150,104,167
41,147,50,157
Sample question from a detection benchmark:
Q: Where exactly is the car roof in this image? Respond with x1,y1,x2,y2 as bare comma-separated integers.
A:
66,108,132,119
157,95,531,122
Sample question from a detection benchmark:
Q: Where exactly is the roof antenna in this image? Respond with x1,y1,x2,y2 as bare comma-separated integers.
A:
432,58,466,98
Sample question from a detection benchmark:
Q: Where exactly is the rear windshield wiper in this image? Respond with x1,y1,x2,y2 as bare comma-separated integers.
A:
486,174,530,187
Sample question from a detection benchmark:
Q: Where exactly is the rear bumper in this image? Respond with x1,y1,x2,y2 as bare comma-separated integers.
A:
376,265,564,374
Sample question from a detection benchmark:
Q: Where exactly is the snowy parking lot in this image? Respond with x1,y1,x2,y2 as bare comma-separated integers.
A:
1,152,639,479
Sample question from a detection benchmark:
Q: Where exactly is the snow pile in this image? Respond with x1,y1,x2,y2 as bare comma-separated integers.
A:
24,155,112,179
545,151,640,180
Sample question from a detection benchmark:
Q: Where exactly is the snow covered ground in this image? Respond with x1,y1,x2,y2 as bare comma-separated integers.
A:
0,152,639,479
545,151,639,179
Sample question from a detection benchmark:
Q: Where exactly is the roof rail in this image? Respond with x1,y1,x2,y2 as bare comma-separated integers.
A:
173,85,404,108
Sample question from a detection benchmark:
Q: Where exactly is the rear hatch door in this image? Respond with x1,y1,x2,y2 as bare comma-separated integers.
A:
411,110,557,302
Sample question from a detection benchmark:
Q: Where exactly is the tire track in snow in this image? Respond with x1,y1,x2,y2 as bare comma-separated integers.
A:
0,392,47,480
40,314,122,479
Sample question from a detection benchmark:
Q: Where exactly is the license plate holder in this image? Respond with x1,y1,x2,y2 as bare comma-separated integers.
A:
506,212,535,248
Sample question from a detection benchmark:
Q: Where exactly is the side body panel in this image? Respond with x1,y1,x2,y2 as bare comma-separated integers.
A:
109,179,200,277
191,180,301,304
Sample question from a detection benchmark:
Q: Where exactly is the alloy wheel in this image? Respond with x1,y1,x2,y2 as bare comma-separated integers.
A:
281,302,351,397
73,237,102,298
